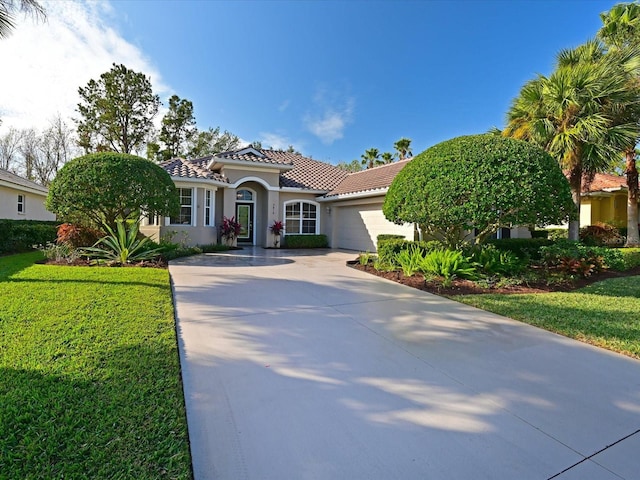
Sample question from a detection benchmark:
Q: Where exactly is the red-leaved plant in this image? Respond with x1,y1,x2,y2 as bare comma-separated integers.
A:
220,216,242,240
270,220,283,236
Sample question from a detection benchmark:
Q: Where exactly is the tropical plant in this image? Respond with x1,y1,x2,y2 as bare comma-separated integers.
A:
361,147,381,169
38,241,82,264
419,249,477,285
0,0,45,38
470,244,524,277
580,222,624,246
503,39,640,241
381,152,396,164
393,137,413,160
395,244,424,277
599,2,640,247
83,221,163,265
220,216,242,240
46,152,179,231
358,251,373,266
270,220,283,236
383,134,575,248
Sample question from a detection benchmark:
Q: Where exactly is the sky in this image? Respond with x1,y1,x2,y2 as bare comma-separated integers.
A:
0,0,621,164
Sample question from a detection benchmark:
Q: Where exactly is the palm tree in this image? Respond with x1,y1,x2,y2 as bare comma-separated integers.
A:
381,152,395,164
0,0,45,38
599,2,640,246
393,137,413,160
361,148,381,169
504,40,640,241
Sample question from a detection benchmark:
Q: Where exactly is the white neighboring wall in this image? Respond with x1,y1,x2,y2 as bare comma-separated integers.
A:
0,177,55,221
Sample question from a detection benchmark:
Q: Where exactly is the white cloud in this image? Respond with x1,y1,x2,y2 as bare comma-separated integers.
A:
0,0,170,131
259,131,303,152
304,88,354,144
278,99,290,112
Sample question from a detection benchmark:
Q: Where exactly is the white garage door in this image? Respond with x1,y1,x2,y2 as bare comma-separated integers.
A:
335,204,413,251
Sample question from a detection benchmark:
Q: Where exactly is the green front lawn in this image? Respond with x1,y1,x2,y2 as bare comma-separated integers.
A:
455,275,640,359
0,252,191,479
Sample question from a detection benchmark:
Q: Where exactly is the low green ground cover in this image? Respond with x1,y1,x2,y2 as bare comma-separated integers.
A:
455,276,640,359
0,252,192,479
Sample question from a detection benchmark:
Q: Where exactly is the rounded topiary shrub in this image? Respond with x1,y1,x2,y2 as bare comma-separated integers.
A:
46,152,179,229
383,134,576,245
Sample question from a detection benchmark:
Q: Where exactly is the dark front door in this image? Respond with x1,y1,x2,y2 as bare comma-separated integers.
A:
236,203,254,243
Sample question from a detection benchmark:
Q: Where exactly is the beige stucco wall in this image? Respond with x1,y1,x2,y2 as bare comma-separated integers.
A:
222,166,281,188
0,185,55,221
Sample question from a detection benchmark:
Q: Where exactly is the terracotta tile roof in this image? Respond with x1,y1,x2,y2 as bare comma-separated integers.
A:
582,172,627,193
159,157,227,182
0,168,48,193
324,159,411,197
216,148,294,166
280,154,349,190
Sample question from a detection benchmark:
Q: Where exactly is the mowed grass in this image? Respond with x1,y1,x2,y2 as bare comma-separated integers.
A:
455,275,640,359
0,252,191,479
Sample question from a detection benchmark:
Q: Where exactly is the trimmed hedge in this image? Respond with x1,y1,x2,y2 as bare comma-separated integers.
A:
486,238,554,260
0,220,58,255
284,234,328,248
376,234,406,244
620,248,640,270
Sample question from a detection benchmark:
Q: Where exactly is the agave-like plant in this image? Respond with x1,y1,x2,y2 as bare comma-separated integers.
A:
83,220,163,265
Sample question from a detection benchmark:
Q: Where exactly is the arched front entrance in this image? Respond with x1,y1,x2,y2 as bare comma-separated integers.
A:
235,188,256,244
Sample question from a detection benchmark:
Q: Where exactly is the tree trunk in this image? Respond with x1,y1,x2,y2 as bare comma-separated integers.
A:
568,167,582,241
625,150,640,247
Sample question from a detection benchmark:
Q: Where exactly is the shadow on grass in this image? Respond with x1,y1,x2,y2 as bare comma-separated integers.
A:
0,344,192,479
0,251,42,282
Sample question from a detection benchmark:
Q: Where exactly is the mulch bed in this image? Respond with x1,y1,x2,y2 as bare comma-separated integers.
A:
37,258,168,268
348,261,640,296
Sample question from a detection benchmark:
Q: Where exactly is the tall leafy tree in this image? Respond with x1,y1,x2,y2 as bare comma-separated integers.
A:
0,0,45,38
393,137,413,160
599,2,640,246
187,127,241,157
361,147,381,169
76,63,160,155
336,159,363,172
503,40,640,240
158,95,196,159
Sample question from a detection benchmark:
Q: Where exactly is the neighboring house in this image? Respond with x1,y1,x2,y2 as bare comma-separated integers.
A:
580,173,638,228
0,169,55,221
144,147,414,251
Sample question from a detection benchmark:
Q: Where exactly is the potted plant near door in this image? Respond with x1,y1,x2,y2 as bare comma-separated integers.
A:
270,220,283,248
220,216,242,247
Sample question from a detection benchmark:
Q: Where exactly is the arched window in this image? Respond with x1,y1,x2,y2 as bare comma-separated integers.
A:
284,200,319,234
236,189,254,201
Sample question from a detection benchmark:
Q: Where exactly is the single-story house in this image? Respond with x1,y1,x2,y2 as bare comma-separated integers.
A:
141,147,414,251
580,172,639,228
0,168,55,221
144,148,638,251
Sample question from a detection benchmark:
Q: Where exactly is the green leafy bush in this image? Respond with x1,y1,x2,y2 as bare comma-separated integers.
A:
419,249,477,283
547,228,568,241
470,244,524,276
377,234,406,244
620,248,640,270
486,238,554,261
284,234,328,248
0,220,57,254
540,241,625,276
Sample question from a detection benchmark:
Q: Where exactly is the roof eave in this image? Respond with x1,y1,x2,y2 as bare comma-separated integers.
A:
318,187,389,202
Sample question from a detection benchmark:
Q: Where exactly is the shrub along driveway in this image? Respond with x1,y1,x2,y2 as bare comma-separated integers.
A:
170,248,640,480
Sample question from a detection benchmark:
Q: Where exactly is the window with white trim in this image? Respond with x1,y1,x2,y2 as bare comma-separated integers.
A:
169,188,193,225
17,194,25,214
285,201,318,234
204,189,214,227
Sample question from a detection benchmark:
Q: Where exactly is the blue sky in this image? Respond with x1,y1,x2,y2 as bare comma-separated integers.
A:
0,0,620,164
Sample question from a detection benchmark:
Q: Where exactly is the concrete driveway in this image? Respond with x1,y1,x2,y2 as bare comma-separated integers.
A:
169,248,640,480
